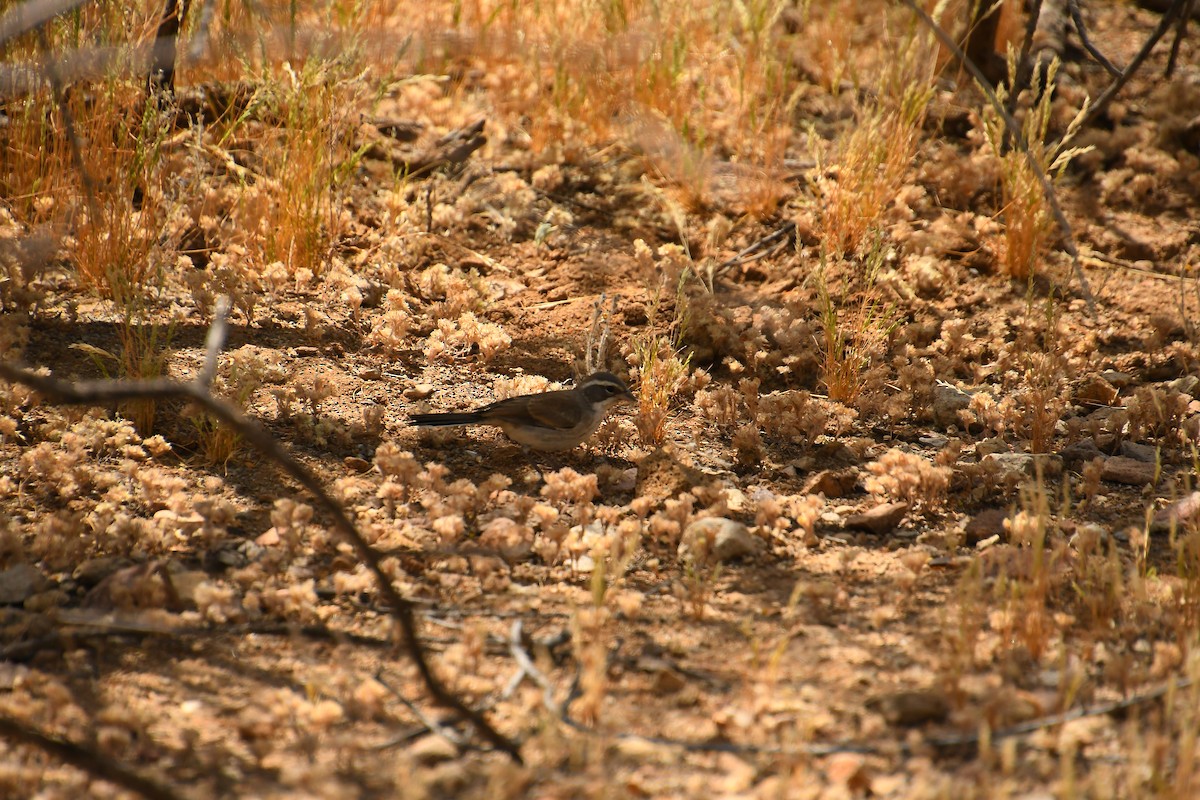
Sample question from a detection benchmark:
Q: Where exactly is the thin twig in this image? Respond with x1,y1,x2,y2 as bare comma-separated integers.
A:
0,307,520,762
374,669,467,747
196,295,230,387
1165,0,1196,77
901,0,1095,313
585,294,606,375
1079,0,1188,130
1067,0,1123,78
507,620,563,714
713,220,796,277
0,715,181,800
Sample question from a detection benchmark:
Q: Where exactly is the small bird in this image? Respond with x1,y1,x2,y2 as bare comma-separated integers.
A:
409,371,636,452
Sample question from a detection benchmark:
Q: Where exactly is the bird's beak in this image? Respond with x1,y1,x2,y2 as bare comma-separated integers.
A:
621,389,637,403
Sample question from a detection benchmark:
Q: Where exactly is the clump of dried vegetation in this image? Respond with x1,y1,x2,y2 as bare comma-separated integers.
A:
2,0,1200,797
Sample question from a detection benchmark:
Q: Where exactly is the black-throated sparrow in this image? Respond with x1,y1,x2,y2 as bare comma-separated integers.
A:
409,371,636,451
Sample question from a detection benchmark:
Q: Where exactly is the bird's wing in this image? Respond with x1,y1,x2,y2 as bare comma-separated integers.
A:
484,391,582,430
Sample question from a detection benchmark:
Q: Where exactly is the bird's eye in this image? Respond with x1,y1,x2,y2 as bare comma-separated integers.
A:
606,386,617,394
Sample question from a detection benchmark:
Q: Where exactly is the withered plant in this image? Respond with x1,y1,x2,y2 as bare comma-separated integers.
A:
981,53,1091,280
815,239,897,405
630,269,692,447
814,26,935,256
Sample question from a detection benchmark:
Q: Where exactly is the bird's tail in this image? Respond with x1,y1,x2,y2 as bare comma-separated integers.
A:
409,412,483,427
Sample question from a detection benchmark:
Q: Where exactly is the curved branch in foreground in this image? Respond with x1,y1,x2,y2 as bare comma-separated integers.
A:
0,349,520,763
901,0,1095,313
0,715,181,800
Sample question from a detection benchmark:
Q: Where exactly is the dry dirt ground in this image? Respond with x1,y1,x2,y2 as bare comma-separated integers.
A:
3,1,1200,798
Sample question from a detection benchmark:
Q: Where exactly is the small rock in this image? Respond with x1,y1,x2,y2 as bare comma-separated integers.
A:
571,554,596,573
1168,375,1200,397
293,346,320,357
1101,456,1157,486
1101,370,1132,389
652,666,687,694
73,556,134,588
409,734,460,765
1060,438,1103,469
844,502,908,535
343,456,372,472
964,508,1009,545
976,437,1009,456
404,383,435,400
983,452,1034,477
1145,356,1188,382
984,452,1063,479
425,761,470,795
1119,441,1157,463
0,564,50,605
723,487,748,512
679,518,761,564
813,441,862,467
166,570,209,609
1074,375,1118,407
919,433,949,449
357,366,382,381
215,547,248,568
715,752,757,793
802,468,858,498
790,456,817,473
612,467,638,493
824,753,870,792
932,384,973,429
1151,492,1200,535
867,688,950,726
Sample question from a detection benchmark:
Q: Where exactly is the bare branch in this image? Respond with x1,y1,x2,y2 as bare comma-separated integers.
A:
1079,0,1189,129
507,620,563,715
1067,0,1123,78
1165,0,1196,77
375,669,467,748
714,220,796,278
0,316,521,762
0,714,181,800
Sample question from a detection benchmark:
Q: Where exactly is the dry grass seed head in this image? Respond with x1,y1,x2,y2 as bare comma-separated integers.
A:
814,31,935,256
980,54,1092,279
